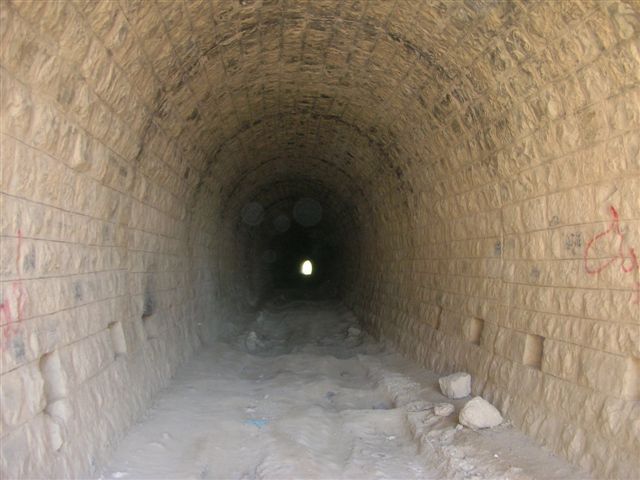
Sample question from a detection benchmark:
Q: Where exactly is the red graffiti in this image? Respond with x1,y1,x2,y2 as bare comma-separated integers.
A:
1,230,26,350
584,206,639,275
584,207,639,308
1,283,26,347
16,228,22,272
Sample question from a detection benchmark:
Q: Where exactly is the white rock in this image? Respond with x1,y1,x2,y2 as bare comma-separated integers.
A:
347,326,361,337
438,372,471,399
245,331,261,352
434,402,455,416
458,396,503,429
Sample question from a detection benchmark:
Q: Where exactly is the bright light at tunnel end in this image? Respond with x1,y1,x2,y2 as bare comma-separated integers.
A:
301,260,313,276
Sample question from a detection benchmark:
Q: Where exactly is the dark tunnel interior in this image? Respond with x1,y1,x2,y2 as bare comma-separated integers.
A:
267,217,338,290
234,187,355,306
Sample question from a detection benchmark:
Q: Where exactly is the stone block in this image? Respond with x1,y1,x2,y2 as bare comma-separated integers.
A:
541,339,581,383
494,327,528,363
439,372,471,399
0,362,45,429
458,396,503,429
577,348,630,396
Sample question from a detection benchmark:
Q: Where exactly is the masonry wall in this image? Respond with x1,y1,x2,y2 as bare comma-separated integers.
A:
1,1,639,479
0,2,224,477
346,3,640,478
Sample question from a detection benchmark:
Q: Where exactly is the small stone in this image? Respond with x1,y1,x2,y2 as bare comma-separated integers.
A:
245,331,261,352
347,326,361,336
438,372,471,399
458,396,503,429
434,402,455,416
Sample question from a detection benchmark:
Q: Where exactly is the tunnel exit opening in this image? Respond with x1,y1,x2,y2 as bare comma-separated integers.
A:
300,259,313,276
236,191,350,304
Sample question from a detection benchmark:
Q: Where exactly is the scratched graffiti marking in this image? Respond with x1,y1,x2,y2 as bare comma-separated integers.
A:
564,232,583,255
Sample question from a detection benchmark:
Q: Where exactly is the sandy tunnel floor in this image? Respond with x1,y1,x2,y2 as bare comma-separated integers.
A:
100,300,587,480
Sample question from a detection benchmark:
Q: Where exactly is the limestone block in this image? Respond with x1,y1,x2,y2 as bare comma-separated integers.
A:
541,339,581,383
458,396,503,429
3,141,39,200
487,356,516,390
0,72,33,139
494,327,528,363
0,421,30,478
577,348,628,396
508,362,545,403
438,372,471,399
0,362,45,429
31,101,62,155
542,373,599,427
58,331,112,388
547,186,597,226
520,196,548,232
438,310,465,338
68,131,92,172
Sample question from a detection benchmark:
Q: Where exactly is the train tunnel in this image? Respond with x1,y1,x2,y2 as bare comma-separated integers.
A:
0,0,639,478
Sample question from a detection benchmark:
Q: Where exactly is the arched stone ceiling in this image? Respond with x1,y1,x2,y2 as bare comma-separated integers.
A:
222,156,367,219
228,175,362,230
12,0,634,226
2,1,639,478
53,0,568,218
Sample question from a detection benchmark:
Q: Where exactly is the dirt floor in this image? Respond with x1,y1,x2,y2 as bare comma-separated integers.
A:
100,299,587,479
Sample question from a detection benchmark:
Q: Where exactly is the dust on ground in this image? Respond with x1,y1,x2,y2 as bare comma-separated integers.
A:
100,299,587,479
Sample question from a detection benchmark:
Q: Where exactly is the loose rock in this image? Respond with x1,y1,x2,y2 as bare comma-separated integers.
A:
434,403,455,416
438,372,471,399
347,326,361,337
458,396,503,429
245,331,261,352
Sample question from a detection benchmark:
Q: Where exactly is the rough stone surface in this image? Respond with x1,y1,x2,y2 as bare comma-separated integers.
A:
459,397,504,430
439,372,472,399
0,0,638,478
434,403,455,417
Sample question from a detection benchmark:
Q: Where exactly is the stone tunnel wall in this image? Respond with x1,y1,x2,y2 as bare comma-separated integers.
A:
0,0,639,479
0,2,225,477
345,3,640,479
